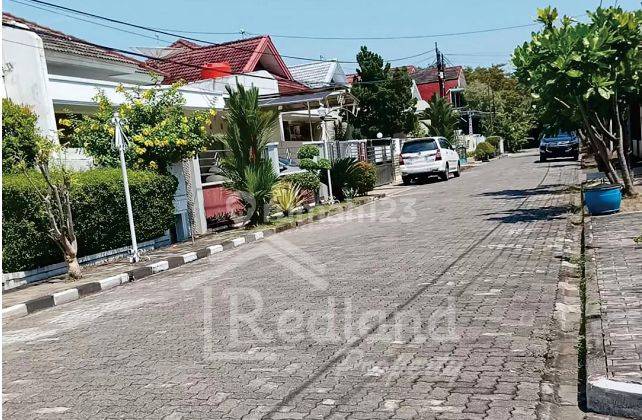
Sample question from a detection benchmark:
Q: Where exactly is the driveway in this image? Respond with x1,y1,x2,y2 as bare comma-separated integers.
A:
2,151,580,419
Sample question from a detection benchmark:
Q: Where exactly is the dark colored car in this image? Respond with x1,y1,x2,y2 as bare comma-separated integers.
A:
539,132,579,162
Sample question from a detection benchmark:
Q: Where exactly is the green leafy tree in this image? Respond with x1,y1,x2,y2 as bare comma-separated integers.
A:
2,103,82,279
513,6,642,196
464,66,535,152
421,95,459,142
351,47,417,137
66,83,214,172
2,99,42,172
219,83,280,224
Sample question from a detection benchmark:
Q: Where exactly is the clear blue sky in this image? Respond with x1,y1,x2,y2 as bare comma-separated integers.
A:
4,0,641,73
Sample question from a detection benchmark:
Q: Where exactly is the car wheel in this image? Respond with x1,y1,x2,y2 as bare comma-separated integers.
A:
453,162,461,177
439,164,449,181
402,175,411,185
573,153,579,161
540,154,547,162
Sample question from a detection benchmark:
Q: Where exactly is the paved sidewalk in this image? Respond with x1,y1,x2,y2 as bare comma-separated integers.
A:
585,211,642,418
589,211,642,384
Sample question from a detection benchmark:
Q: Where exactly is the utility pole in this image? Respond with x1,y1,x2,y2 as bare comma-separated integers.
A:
112,112,140,263
435,42,446,98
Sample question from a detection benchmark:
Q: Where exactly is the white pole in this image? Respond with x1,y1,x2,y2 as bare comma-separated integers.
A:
321,119,334,203
113,113,140,263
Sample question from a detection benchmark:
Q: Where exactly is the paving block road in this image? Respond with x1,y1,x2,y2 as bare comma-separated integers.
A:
2,151,582,419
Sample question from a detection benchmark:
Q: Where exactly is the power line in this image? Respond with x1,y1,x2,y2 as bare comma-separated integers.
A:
156,22,541,41
8,0,173,44
4,21,436,93
1,22,289,85
14,0,432,64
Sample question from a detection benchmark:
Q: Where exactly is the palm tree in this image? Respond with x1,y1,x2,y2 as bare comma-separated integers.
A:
421,94,459,142
219,83,279,224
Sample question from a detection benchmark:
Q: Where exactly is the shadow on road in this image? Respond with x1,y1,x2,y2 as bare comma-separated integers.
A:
477,185,564,200
481,205,568,224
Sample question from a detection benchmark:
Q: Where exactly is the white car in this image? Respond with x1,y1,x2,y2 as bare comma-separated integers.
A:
399,137,461,185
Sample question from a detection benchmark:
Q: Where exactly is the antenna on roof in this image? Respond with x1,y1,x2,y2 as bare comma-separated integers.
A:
131,46,182,59
240,28,246,39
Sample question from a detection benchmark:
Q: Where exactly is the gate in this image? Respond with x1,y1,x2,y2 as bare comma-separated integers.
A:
365,139,395,186
332,138,396,186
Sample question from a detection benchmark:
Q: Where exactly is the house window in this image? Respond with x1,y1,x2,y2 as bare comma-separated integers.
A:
283,121,314,142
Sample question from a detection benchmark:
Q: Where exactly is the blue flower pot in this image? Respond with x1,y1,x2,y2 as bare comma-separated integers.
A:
584,184,622,215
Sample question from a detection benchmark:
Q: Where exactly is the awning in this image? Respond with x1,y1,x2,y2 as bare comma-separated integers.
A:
259,89,354,108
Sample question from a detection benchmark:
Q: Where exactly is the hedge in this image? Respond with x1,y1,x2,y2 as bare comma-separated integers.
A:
2,168,178,272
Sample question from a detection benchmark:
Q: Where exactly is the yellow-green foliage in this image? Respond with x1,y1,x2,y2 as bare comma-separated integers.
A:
272,182,305,215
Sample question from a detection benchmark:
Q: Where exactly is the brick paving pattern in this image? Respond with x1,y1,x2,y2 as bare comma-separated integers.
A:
590,212,642,385
2,152,579,419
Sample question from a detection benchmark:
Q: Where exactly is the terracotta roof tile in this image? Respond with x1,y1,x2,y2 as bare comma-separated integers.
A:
146,36,267,84
2,12,154,72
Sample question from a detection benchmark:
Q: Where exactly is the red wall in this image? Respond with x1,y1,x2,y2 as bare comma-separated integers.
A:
417,79,460,102
202,184,244,219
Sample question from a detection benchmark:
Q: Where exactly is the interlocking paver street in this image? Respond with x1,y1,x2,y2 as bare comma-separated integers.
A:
2,151,581,419
590,212,642,385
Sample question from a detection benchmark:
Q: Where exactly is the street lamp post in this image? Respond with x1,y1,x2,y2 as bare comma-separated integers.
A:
111,112,140,263
318,104,334,203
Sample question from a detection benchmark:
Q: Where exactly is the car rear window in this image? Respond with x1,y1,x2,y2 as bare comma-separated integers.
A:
402,140,437,154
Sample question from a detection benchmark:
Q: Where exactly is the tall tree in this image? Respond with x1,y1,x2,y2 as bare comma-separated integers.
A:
351,47,417,138
513,6,641,196
421,95,459,142
464,66,535,152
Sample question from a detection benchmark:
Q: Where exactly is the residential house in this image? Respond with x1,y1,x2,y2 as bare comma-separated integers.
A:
289,61,348,89
146,39,358,221
411,65,466,107
2,13,227,240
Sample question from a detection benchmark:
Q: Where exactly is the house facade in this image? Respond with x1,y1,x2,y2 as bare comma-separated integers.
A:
2,13,228,240
411,65,466,107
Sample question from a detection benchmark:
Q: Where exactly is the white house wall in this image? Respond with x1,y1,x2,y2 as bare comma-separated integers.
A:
49,75,226,113
2,26,59,142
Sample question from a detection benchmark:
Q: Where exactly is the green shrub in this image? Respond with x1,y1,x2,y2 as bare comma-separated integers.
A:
474,142,496,161
485,136,501,149
2,168,177,272
321,157,357,201
299,158,318,171
297,144,320,159
317,158,331,170
283,172,320,193
2,98,43,172
347,161,377,195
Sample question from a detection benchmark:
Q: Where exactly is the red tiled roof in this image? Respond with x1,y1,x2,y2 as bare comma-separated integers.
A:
411,66,463,85
147,36,275,84
146,36,307,95
168,39,200,50
2,12,156,72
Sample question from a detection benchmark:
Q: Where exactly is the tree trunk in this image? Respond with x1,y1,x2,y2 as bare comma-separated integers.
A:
66,254,82,280
614,100,637,197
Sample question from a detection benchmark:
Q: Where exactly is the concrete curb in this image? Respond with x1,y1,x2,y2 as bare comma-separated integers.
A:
2,196,379,320
584,216,642,419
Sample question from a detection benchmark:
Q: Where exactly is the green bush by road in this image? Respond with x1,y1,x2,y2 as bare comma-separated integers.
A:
2,168,177,272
